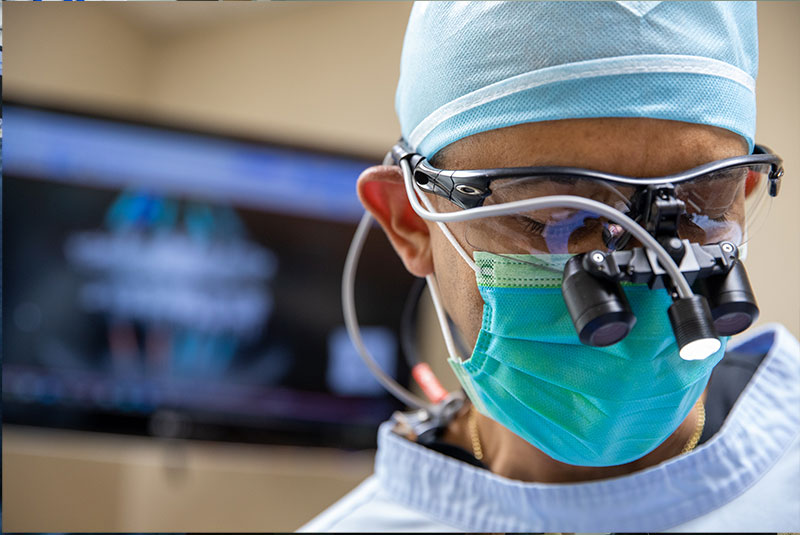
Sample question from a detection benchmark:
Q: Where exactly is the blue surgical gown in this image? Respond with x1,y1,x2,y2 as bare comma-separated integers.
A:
300,323,800,532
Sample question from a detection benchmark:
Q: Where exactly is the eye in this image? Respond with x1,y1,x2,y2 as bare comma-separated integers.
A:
682,212,730,225
515,215,546,234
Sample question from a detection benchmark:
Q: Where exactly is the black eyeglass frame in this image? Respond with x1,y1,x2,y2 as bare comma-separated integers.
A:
391,140,784,210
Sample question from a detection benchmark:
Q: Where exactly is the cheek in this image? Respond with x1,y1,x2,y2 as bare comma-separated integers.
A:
427,220,486,350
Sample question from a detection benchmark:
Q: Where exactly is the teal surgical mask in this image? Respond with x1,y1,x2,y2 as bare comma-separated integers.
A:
436,252,726,467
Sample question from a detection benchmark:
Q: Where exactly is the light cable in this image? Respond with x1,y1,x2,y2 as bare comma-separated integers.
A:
399,158,694,299
342,211,430,409
342,154,700,410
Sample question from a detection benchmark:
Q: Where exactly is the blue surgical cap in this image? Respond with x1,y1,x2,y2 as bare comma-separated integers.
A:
396,1,758,158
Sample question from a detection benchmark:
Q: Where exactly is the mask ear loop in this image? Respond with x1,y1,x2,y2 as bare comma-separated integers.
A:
342,153,469,411
414,183,479,273
407,184,477,365
424,272,469,364
403,160,475,393
405,173,478,364
413,185,491,417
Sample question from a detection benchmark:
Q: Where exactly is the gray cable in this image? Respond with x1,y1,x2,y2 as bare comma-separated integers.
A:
342,154,696,411
342,211,430,410
400,158,694,299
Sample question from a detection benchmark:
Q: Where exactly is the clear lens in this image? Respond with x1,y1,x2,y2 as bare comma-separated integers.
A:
461,164,772,256
675,163,772,246
464,177,636,255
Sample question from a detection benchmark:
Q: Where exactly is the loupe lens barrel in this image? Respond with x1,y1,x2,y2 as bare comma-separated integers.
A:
694,260,759,336
562,255,636,347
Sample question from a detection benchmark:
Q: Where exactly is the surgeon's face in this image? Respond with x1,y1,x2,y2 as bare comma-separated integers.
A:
358,117,748,349
423,118,748,348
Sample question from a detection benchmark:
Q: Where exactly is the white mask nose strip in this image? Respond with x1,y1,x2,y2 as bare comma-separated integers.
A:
413,183,479,273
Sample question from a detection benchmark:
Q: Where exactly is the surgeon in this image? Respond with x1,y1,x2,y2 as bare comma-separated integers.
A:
302,2,799,532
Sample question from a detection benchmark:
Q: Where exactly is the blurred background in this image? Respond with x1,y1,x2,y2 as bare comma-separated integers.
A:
2,1,798,532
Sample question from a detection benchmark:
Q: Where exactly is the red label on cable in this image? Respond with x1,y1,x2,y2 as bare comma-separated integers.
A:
412,363,450,403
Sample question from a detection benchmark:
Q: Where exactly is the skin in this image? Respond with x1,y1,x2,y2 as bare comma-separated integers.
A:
358,117,748,483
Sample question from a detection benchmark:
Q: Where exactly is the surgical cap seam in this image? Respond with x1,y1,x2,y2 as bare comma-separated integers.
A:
407,54,755,150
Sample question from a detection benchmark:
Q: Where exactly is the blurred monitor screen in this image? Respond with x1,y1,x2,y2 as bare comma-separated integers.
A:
2,103,414,449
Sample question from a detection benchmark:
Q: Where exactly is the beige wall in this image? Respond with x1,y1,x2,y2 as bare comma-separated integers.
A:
3,1,799,530
4,2,412,155
749,2,800,341
145,2,411,154
4,4,153,115
3,425,374,532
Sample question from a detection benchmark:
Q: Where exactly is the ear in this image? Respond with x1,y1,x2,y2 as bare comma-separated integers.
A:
357,165,434,277
744,169,760,198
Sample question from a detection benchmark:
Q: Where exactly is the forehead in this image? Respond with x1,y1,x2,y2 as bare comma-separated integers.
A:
432,118,749,177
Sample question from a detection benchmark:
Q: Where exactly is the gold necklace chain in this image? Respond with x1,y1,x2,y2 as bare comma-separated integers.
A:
467,404,484,461
681,399,706,454
468,400,705,463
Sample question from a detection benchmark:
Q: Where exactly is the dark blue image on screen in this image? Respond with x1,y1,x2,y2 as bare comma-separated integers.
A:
2,104,414,449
